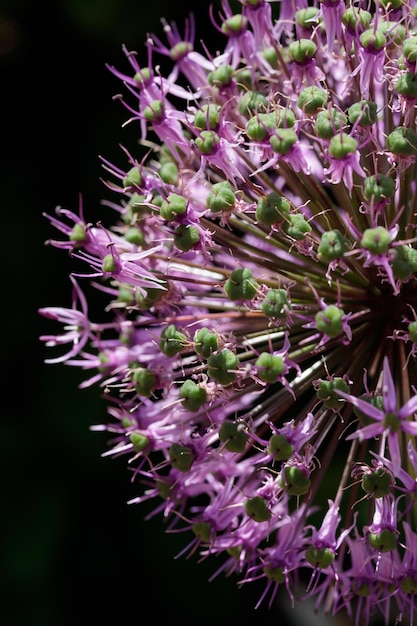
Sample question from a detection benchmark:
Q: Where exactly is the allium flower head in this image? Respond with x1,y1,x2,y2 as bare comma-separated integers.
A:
40,1,417,623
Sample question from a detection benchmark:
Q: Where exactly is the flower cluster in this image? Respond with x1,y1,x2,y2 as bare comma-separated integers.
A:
40,1,417,623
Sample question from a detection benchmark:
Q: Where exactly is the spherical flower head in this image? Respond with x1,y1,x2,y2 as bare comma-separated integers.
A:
40,2,417,625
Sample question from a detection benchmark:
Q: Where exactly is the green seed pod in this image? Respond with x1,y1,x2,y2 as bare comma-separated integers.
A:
295,7,320,29
316,377,350,409
238,91,268,118
279,465,311,496
283,213,312,240
133,367,157,397
361,468,392,498
123,166,142,189
261,46,278,68
179,379,207,412
129,432,150,453
160,193,187,221
255,353,286,383
267,433,294,461
174,224,201,252
169,443,194,472
318,229,350,262
288,38,317,64
235,67,252,89
133,67,152,86
401,575,417,594
342,7,371,33
143,99,164,122
218,421,248,453
361,226,392,254
101,254,118,273
391,245,417,280
315,305,344,338
194,327,218,359
403,36,417,64
192,522,211,542
314,109,347,139
359,28,386,51
363,174,395,203
386,126,417,157
159,324,188,357
207,64,234,87
221,14,248,36
378,21,405,46
408,320,417,343
348,100,377,127
224,268,259,301
270,128,298,155
207,349,239,385
170,41,193,61
297,86,327,114
396,72,417,99
159,161,179,185
244,496,272,522
125,226,145,246
256,192,291,226
69,222,88,244
368,528,397,552
195,130,220,155
135,285,165,311
329,133,358,159
206,181,236,213
353,394,383,426
193,103,221,130
261,288,290,319
156,480,172,500
305,546,335,569
263,565,285,583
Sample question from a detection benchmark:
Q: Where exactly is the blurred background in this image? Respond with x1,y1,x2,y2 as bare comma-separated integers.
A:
0,0,376,624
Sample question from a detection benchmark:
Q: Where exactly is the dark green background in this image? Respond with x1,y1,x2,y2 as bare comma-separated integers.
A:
0,1,374,624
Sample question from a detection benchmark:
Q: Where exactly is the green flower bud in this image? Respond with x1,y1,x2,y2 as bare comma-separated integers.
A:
179,380,207,412
194,104,221,130
261,288,290,319
297,86,327,114
391,245,417,280
348,100,377,127
289,38,317,64
386,126,417,157
279,465,311,496
159,161,179,185
208,65,234,87
133,367,157,397
255,353,286,383
283,213,312,240
218,421,248,453
195,130,220,155
244,496,272,522
160,193,187,221
361,468,392,498
194,327,218,359
159,324,188,357
238,91,268,118
363,174,395,203
125,226,145,246
268,433,294,461
256,193,291,226
206,181,236,213
316,377,350,409
361,226,392,254
207,349,239,385
169,442,194,472
315,305,344,338
129,432,150,453
317,229,350,262
368,528,397,552
329,133,358,159
224,268,259,301
123,166,142,189
305,546,335,569
221,14,248,36
396,72,417,98
408,320,417,343
314,109,347,139
359,28,386,51
143,99,164,122
269,128,298,155
174,224,201,252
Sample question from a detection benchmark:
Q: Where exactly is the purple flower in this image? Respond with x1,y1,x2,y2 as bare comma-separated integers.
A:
40,2,417,624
